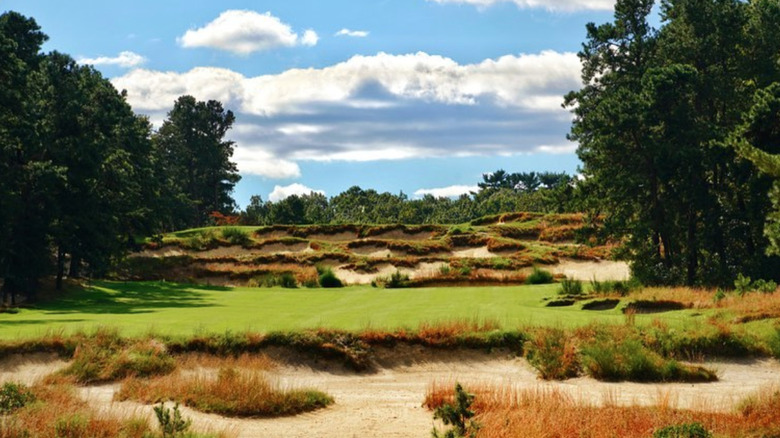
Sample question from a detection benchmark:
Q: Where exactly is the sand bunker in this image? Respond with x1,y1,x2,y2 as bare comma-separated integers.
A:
64,352,780,438
550,259,630,282
335,262,448,285
0,353,68,386
452,246,497,258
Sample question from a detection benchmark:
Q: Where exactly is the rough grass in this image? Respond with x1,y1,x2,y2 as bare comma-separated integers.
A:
0,381,152,438
117,367,333,418
423,383,780,438
57,329,175,384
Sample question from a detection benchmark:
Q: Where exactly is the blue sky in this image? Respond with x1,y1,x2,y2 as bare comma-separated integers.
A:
3,0,618,206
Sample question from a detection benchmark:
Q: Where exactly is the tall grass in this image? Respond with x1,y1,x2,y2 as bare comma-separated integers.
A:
117,367,333,418
424,383,780,438
59,329,175,383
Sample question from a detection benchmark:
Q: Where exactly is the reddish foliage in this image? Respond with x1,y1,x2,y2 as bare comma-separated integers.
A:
209,211,240,226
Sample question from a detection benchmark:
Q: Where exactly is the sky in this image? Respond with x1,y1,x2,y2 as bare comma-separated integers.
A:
2,0,619,207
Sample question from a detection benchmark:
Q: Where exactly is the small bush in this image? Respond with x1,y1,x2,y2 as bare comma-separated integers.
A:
279,272,298,288
558,277,583,296
439,265,451,276
384,270,410,289
0,382,35,414
318,268,343,288
221,227,251,246
524,328,579,380
754,279,778,294
54,413,89,438
154,402,192,437
431,383,480,438
526,267,554,285
734,273,752,296
653,422,712,438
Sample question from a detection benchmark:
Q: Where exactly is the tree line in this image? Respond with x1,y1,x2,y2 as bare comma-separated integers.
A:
0,13,239,302
239,171,577,225
567,0,780,286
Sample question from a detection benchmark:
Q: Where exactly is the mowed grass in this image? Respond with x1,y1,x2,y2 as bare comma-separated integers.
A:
0,281,711,339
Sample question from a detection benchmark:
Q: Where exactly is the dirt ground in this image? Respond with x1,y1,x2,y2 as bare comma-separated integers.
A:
3,350,780,438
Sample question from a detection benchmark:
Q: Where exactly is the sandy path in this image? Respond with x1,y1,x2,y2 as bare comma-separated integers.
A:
58,352,780,438
0,353,68,386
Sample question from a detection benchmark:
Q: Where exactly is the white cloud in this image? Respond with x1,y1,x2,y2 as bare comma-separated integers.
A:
335,28,369,38
301,29,319,46
427,0,614,12
112,50,581,177
178,10,317,55
77,51,146,68
269,183,325,202
414,185,481,198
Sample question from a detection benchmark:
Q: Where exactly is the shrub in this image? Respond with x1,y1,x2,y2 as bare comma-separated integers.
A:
384,270,410,289
754,279,778,294
220,227,251,246
432,383,480,438
54,413,89,438
279,272,298,288
524,328,579,380
580,335,717,383
0,382,35,414
734,273,752,296
653,422,711,438
318,268,343,288
154,402,192,437
526,267,554,285
558,277,583,296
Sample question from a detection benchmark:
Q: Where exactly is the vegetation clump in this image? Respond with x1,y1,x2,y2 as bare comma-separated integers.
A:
0,382,35,414
558,277,583,296
317,267,343,288
653,423,712,438
119,368,334,418
431,383,480,438
525,267,554,285
524,328,579,380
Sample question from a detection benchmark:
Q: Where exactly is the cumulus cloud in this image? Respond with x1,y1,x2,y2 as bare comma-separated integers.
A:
414,185,480,198
77,51,146,68
268,183,325,202
178,10,317,54
335,28,369,38
427,0,613,12
112,50,581,178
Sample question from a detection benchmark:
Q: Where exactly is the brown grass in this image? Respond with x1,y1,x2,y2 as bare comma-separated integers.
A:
631,287,780,321
0,381,150,438
424,382,780,438
116,367,333,418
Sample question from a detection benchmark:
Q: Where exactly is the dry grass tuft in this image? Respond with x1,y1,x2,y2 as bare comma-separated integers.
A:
117,367,333,418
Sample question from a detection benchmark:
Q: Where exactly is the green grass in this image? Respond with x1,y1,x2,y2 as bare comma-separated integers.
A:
0,281,720,339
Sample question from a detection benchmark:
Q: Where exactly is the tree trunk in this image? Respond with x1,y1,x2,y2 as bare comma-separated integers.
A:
69,254,81,278
686,207,698,286
56,246,65,290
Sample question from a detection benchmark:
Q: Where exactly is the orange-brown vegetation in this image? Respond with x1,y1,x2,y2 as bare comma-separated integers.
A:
117,367,333,418
424,383,780,438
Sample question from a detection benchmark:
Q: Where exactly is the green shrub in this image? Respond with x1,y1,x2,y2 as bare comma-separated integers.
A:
384,271,410,289
558,277,583,296
439,265,451,276
318,268,343,288
713,288,726,303
590,278,638,296
526,267,554,285
221,227,251,246
653,423,711,438
432,383,480,438
154,402,192,438
754,279,778,294
580,336,717,383
0,382,35,414
734,273,752,296
524,328,579,380
279,272,298,288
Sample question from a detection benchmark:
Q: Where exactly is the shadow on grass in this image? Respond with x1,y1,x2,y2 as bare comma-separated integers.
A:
0,319,87,325
33,281,223,315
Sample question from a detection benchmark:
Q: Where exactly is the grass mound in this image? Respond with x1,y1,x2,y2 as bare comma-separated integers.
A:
117,367,333,418
59,329,175,384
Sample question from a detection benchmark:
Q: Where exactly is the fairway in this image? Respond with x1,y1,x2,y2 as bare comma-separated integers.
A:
0,281,703,338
